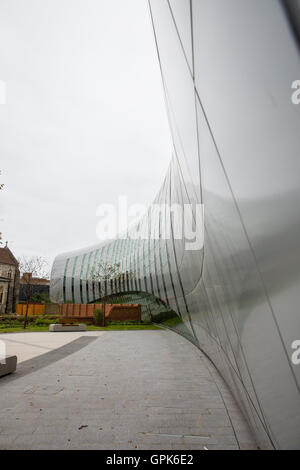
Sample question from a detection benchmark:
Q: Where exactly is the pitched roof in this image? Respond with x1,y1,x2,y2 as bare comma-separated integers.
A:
20,275,49,285
0,246,19,266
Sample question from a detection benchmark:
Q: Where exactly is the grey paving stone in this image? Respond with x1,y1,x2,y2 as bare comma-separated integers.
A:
0,330,257,450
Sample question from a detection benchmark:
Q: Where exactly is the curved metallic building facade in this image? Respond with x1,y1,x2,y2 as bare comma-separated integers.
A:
51,0,300,449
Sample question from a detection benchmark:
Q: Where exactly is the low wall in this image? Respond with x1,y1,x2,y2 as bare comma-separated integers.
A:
107,304,141,322
16,303,60,316
60,303,141,322
16,303,45,316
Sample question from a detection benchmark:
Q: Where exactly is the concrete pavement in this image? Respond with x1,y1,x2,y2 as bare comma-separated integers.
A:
0,331,105,363
0,330,257,449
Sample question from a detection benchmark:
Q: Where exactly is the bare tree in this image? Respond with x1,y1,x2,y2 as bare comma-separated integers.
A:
89,262,134,326
18,256,49,329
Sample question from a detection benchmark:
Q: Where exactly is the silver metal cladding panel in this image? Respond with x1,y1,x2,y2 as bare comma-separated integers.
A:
50,0,300,449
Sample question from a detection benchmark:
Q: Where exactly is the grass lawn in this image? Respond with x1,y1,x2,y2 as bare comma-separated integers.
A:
0,324,162,334
87,324,161,331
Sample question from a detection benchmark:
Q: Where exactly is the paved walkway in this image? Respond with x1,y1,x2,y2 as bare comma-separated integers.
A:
0,331,105,363
0,330,257,450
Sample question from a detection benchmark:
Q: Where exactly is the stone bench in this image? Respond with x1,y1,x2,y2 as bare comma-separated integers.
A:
0,355,17,378
49,324,87,332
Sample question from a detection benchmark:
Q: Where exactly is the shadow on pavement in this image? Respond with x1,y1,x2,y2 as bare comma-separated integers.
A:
0,336,98,383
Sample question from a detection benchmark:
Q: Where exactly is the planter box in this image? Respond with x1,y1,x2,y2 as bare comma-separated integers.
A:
49,323,87,332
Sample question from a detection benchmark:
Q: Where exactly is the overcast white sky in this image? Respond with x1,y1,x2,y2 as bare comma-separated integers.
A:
0,0,172,268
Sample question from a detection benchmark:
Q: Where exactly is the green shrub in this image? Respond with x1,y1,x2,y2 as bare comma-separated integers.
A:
0,314,60,327
151,310,178,323
0,315,35,325
107,320,141,325
93,308,104,326
41,315,60,320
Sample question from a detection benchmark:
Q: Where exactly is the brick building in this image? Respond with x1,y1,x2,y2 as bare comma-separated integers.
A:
0,244,20,314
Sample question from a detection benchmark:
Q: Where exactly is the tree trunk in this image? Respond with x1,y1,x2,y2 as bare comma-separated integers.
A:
103,301,106,327
23,284,31,329
23,301,29,329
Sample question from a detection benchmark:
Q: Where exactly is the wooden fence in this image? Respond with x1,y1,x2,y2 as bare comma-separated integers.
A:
60,303,141,322
16,304,45,316
16,303,141,322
